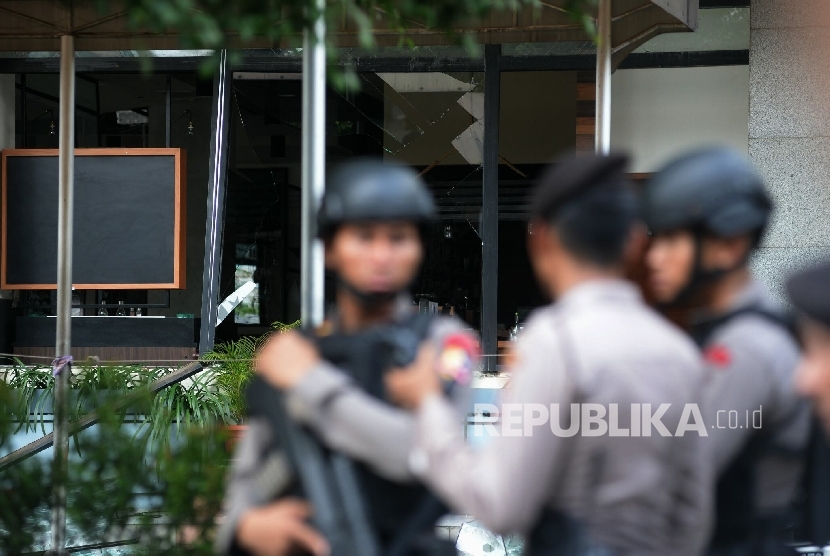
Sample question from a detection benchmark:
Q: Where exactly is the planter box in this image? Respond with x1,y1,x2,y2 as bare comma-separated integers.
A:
223,424,247,453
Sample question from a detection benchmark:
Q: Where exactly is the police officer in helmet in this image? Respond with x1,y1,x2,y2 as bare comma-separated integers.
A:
382,153,712,556
642,147,810,555
215,159,474,556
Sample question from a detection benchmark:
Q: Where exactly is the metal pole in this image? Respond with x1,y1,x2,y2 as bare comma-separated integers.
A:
49,33,74,556
595,0,612,154
198,50,231,355
300,0,326,327
481,45,500,373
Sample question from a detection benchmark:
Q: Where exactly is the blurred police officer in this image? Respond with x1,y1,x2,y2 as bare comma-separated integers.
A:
642,148,810,555
788,261,830,546
790,261,830,432
215,160,475,556
384,153,712,555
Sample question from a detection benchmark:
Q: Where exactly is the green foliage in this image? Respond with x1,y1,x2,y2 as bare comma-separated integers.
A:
0,396,231,555
137,366,234,456
0,319,301,553
204,319,301,422
63,401,160,548
89,0,597,83
0,382,51,555
131,424,231,555
0,321,308,556
565,0,599,41
6,361,234,457
271,319,302,334
0,455,49,555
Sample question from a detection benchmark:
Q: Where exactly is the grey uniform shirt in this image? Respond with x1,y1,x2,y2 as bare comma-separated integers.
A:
214,300,472,555
694,279,809,513
409,280,713,556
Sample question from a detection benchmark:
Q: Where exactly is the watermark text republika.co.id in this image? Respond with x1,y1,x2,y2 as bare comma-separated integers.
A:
470,403,763,437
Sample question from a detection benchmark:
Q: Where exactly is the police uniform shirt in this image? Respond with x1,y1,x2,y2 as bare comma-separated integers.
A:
408,279,713,556
214,296,473,555
694,278,809,513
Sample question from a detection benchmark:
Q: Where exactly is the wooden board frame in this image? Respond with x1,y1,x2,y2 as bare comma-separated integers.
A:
1,148,187,290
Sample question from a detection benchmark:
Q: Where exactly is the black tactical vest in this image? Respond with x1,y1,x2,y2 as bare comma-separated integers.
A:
246,312,456,556
307,313,451,552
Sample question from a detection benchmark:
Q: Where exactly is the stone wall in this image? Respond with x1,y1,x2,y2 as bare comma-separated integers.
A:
749,0,830,301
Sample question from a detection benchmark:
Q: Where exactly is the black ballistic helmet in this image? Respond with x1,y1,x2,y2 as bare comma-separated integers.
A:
317,159,436,239
643,147,772,239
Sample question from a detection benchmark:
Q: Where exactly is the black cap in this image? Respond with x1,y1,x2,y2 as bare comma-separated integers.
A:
531,153,629,221
318,159,436,238
787,260,830,328
643,147,771,238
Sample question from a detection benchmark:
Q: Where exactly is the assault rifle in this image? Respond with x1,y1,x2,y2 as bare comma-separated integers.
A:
245,316,454,556
246,375,381,556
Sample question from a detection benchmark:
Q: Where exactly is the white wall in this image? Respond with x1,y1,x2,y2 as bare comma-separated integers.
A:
611,65,749,173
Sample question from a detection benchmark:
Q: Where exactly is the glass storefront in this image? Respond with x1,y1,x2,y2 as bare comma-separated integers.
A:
5,12,750,343
7,63,593,340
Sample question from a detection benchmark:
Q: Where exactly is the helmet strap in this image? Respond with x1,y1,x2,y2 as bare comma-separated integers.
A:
336,276,401,312
660,230,745,309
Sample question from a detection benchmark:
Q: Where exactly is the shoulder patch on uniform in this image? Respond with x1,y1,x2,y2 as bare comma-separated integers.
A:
704,344,732,368
437,332,479,387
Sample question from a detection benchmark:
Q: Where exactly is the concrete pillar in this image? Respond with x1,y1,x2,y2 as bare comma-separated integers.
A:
749,1,830,301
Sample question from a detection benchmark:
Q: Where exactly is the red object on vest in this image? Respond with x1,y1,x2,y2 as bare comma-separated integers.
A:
704,344,732,368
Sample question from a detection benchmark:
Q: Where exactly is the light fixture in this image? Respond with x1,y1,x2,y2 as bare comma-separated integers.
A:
444,224,453,239
171,109,195,137
27,109,56,137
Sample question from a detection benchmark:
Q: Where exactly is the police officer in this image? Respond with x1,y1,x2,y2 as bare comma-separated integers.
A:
641,147,810,555
384,153,712,555
215,159,475,556
789,260,830,433
787,261,830,546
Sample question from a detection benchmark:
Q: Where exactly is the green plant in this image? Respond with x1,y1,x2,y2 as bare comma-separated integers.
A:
136,366,235,456
205,319,301,422
0,320,302,551
6,361,234,457
0,387,231,555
